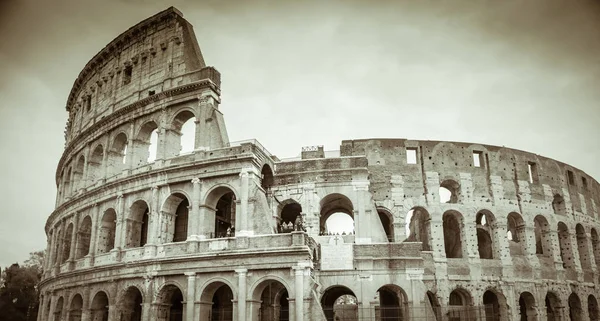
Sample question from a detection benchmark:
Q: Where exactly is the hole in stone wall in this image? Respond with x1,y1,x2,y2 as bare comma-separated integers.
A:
439,179,459,203
582,176,588,190
568,170,575,185
406,148,417,164
123,66,132,85
527,162,539,184
473,151,483,167
552,194,566,215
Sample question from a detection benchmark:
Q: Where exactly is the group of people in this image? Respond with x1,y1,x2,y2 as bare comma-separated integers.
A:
279,214,307,233
318,230,354,236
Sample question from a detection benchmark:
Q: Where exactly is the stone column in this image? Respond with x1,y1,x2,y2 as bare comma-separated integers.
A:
101,137,109,182
293,266,305,321
353,180,370,244
82,149,90,191
237,169,254,236
143,186,159,258
236,269,248,321
70,213,80,259
47,295,56,321
199,205,216,239
43,230,53,273
112,193,125,261
188,178,201,240
88,204,99,258
185,272,196,321
125,123,135,172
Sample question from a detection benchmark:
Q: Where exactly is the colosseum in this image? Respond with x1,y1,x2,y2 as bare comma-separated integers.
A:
38,6,600,321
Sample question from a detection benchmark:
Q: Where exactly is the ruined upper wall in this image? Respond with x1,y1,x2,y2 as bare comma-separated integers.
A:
64,7,219,146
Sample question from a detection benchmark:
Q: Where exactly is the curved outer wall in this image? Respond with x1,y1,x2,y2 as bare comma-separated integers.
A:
39,7,600,321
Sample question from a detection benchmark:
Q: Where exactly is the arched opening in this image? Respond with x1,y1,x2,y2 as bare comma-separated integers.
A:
64,167,72,197
61,223,73,263
97,209,116,254
75,215,92,259
557,222,574,270
545,292,562,321
253,280,289,321
375,285,408,321
73,155,85,192
69,294,83,321
158,285,184,321
162,193,190,243
215,191,236,238
426,291,441,321
377,209,394,242
261,165,274,191
88,145,104,185
552,194,567,216
320,194,354,235
448,288,474,320
109,133,128,176
439,179,460,203
54,296,64,321
588,295,599,321
165,110,196,157
52,228,61,266
592,229,600,271
534,216,551,255
507,212,527,256
119,286,143,321
321,286,358,321
200,282,234,321
405,207,431,251
476,210,496,259
91,291,109,321
482,290,506,321
575,224,591,271
443,210,464,258
133,121,159,166
568,293,582,321
126,200,149,248
518,292,536,321
279,202,302,233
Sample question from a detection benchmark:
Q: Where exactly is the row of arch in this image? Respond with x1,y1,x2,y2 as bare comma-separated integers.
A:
58,109,198,203
49,186,237,267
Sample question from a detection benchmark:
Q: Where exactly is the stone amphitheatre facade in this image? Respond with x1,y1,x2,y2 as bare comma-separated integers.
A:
38,7,600,321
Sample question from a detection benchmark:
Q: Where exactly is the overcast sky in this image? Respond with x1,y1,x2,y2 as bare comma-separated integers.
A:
0,0,599,268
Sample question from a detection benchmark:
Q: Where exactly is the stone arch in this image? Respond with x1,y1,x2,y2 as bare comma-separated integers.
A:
576,224,592,272
448,288,475,320
199,281,235,321
439,179,460,203
482,288,508,321
557,222,575,270
69,293,83,321
518,292,537,321
73,155,86,191
507,212,527,256
162,192,190,243
443,210,465,258
476,210,496,259
87,144,104,185
375,284,409,321
588,295,598,321
64,166,72,197
75,215,92,259
426,291,442,320
156,283,184,321
591,228,600,272
534,215,552,255
165,109,197,157
545,292,562,321
54,296,64,321
568,293,582,321
319,193,354,235
320,285,358,321
251,278,291,321
261,164,274,191
278,200,302,233
91,291,110,321
108,132,128,175
52,227,62,265
377,207,394,242
405,206,431,251
126,200,150,248
205,186,237,238
133,120,159,165
552,194,567,216
61,222,74,263
97,208,116,254
117,286,144,321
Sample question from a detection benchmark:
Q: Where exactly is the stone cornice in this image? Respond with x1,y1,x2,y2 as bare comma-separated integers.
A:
65,7,182,113
56,78,219,183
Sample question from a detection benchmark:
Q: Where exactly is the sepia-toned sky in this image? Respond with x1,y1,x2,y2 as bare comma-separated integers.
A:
0,0,599,268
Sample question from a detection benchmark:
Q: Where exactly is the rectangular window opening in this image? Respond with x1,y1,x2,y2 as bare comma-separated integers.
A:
406,148,417,164
473,151,483,167
123,66,132,85
582,176,588,189
85,95,92,112
528,162,539,184
568,170,575,185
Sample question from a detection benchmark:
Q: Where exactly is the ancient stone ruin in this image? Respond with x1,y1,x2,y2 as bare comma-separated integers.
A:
38,7,600,321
